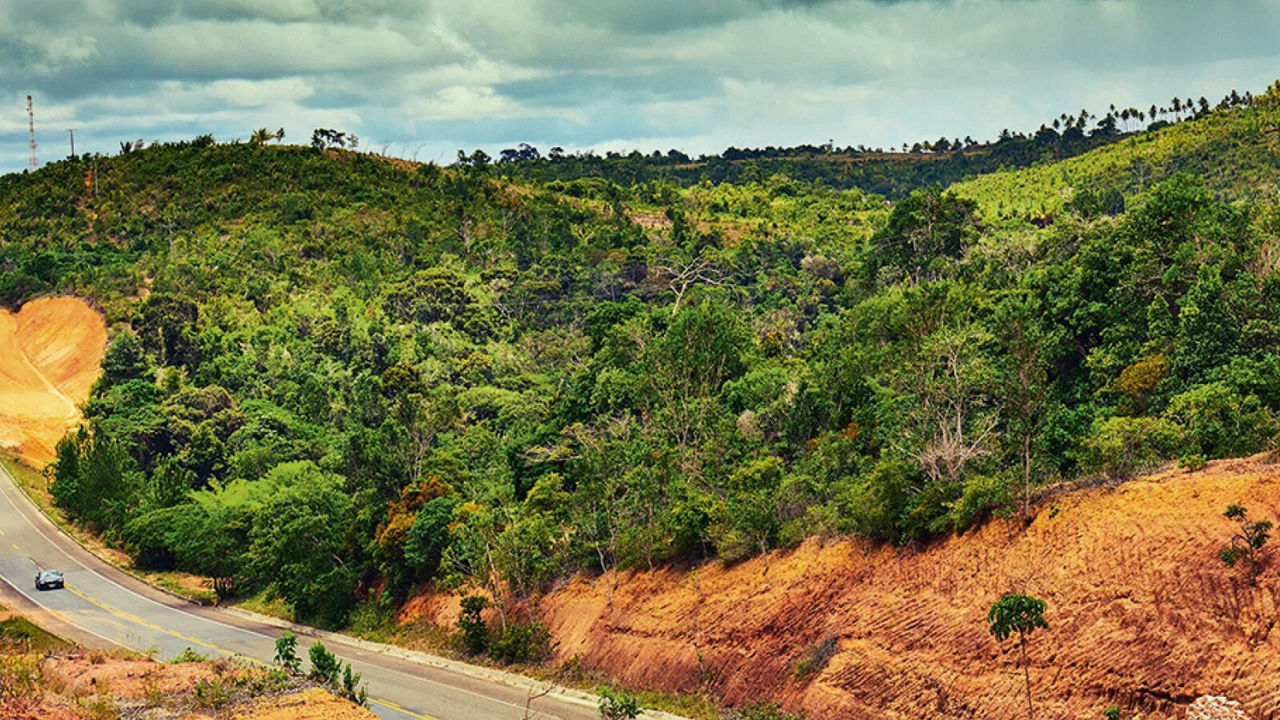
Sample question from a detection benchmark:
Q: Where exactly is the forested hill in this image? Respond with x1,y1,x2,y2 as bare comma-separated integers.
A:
486,86,1266,200
4,82,1280,639
954,80,1280,221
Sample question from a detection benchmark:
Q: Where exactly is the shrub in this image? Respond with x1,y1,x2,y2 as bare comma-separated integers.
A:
457,595,490,655
1165,383,1275,459
170,647,211,664
78,694,120,720
0,654,42,704
1179,453,1207,472
308,642,341,685
1220,504,1273,584
274,631,301,675
1080,416,1185,479
340,663,368,706
193,679,229,709
489,620,552,664
1103,707,1121,720
597,686,642,720
791,635,838,683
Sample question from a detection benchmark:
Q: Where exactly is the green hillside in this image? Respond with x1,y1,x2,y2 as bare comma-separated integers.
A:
953,81,1280,222
2,88,1280,649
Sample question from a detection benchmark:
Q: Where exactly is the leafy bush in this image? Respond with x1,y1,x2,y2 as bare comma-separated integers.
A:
488,620,552,665
457,595,490,655
1080,416,1185,479
170,647,212,664
1165,382,1275,459
193,679,229,709
274,631,301,675
308,642,341,685
1220,504,1273,584
597,686,642,720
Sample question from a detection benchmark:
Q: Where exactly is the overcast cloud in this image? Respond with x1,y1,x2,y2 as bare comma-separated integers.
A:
2,0,1278,173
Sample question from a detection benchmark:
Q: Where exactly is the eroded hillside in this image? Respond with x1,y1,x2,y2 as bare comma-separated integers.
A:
408,458,1280,719
0,297,105,467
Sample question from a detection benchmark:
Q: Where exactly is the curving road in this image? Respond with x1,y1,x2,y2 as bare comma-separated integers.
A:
0,461,637,720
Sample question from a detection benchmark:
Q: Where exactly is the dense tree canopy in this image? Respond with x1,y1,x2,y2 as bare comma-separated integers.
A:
10,84,1280,627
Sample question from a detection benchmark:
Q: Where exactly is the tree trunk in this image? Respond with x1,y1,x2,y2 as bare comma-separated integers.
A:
1020,634,1034,720
1022,434,1032,520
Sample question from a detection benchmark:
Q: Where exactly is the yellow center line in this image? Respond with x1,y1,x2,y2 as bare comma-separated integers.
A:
369,697,440,720
65,584,248,660
11,543,18,550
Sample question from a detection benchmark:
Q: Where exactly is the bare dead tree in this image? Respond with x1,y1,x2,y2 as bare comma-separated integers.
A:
655,253,730,316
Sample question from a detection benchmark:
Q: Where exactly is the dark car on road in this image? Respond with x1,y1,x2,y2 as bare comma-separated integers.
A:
35,569,64,590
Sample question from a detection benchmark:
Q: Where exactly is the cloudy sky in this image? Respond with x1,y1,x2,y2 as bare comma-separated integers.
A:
2,0,1278,173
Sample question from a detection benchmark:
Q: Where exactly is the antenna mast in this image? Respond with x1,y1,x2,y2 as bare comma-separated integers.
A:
27,95,37,168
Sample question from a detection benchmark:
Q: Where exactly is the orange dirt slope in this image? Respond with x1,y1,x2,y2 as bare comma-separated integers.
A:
0,297,106,467
417,458,1280,719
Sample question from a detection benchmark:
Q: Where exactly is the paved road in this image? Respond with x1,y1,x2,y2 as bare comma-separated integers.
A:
0,462,609,720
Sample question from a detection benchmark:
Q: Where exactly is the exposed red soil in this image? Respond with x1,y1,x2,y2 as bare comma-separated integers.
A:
0,297,106,467
413,457,1280,719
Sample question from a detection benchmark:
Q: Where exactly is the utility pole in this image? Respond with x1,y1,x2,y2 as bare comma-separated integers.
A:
27,95,37,169
67,128,76,157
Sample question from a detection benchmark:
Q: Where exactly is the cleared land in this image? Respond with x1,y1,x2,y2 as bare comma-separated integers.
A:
0,297,105,467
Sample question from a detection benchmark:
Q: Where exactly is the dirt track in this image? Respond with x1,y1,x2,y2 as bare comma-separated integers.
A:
409,458,1280,719
0,297,105,467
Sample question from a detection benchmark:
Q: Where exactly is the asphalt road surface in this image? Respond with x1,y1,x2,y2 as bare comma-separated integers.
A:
0,461,614,720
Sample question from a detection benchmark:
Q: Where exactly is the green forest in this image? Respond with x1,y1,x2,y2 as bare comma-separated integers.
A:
4,81,1280,630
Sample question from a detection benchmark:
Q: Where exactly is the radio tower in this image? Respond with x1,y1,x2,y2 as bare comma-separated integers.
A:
27,95,38,169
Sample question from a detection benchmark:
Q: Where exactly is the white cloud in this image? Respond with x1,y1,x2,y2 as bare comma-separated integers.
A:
2,0,1279,174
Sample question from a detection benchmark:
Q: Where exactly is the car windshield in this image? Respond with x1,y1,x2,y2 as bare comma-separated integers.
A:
39,570,62,579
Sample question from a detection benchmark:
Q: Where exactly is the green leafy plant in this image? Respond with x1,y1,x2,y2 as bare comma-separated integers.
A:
987,594,1049,720
274,630,301,675
193,678,229,709
597,686,642,720
308,642,341,685
489,620,552,664
1220,504,1273,584
1103,706,1121,720
458,595,490,655
170,647,211,664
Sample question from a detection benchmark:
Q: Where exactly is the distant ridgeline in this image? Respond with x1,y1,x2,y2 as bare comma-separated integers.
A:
485,88,1262,199
2,80,1279,635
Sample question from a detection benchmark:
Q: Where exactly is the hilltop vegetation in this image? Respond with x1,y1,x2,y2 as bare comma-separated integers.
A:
4,82,1280,634
492,86,1261,200
955,81,1280,221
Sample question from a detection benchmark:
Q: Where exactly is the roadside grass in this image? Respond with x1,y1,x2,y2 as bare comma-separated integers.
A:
0,613,72,654
233,587,294,623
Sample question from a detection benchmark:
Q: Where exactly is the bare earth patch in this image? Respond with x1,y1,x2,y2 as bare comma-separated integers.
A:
0,297,106,468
